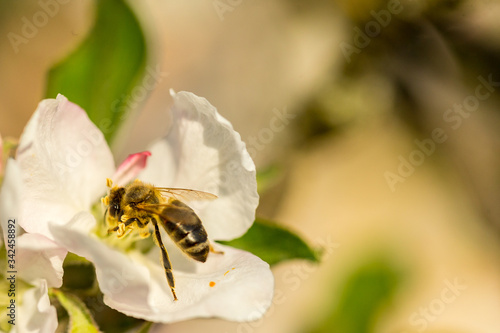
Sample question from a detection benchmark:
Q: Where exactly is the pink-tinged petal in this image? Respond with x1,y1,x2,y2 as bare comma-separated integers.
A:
0,159,21,247
112,151,152,186
1,161,67,289
18,280,58,333
16,95,115,240
140,91,259,241
0,161,67,289
17,233,67,288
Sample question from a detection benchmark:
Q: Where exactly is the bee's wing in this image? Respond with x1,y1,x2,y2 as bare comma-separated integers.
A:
135,201,200,227
135,203,166,215
154,187,217,202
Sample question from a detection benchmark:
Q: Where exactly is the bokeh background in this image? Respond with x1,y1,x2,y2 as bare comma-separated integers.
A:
1,0,500,332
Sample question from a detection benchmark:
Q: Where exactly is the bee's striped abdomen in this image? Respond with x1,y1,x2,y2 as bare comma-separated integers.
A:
160,200,209,263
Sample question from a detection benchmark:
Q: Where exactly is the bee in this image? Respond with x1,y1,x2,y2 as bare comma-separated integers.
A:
101,178,221,301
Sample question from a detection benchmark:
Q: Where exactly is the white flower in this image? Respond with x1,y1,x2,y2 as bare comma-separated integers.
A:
0,159,66,333
13,93,274,323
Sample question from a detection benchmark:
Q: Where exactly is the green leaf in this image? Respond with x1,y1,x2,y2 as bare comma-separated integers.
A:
52,289,100,333
256,164,283,194
218,218,319,266
62,253,96,291
308,256,404,333
45,0,147,144
135,321,153,333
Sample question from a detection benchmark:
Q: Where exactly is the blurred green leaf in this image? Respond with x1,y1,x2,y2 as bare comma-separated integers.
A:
218,218,319,266
52,289,100,333
309,257,404,333
45,0,147,144
256,164,283,194
63,252,92,266
135,321,153,333
62,253,96,291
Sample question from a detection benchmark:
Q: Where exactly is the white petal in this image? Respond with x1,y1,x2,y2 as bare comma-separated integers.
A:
51,217,273,323
16,95,115,239
140,91,259,240
49,214,155,317
17,233,67,288
18,280,58,333
0,165,67,288
112,151,152,187
143,244,274,323
0,159,21,246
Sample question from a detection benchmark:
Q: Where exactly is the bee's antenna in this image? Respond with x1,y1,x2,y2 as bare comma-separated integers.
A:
103,206,109,224
101,196,110,224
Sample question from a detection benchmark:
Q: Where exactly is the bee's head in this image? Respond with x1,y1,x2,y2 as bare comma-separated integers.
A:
102,179,125,220
107,187,125,219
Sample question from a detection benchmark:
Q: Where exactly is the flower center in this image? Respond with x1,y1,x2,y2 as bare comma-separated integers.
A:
90,200,155,254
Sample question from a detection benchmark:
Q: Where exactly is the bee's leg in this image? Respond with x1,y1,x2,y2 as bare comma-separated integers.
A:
107,224,125,236
108,225,119,233
139,227,150,238
109,218,141,237
123,217,150,238
152,218,178,301
108,221,125,234
122,216,148,228
209,243,224,255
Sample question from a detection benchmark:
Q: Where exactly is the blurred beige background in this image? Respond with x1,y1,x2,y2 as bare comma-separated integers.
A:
2,0,500,332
